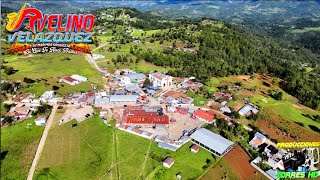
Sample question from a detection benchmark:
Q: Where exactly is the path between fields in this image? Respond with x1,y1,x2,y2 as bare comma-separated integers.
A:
27,105,57,180
136,139,153,180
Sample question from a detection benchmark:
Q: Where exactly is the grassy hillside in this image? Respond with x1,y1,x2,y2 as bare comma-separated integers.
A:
2,53,104,96
1,117,45,180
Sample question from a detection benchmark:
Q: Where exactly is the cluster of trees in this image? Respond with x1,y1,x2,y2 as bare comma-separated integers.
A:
31,104,52,116
134,22,320,109
268,89,283,100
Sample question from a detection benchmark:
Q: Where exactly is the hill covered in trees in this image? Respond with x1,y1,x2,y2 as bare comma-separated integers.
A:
99,9,319,109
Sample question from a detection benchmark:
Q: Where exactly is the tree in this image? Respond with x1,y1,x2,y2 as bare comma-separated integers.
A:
3,103,14,112
143,78,152,88
2,116,14,124
172,41,177,49
23,77,35,83
130,46,134,54
4,67,16,75
52,85,60,90
1,82,14,93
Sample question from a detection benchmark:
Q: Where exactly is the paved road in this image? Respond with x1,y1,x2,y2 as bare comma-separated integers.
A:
27,105,57,180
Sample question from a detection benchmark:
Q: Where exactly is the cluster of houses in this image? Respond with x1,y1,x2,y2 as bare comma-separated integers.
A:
249,132,319,180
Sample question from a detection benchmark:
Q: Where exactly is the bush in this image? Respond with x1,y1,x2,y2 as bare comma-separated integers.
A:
52,85,60,90
256,161,271,171
4,67,17,75
23,77,35,83
2,116,14,124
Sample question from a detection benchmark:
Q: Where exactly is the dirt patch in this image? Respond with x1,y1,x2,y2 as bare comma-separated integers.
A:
255,115,320,142
224,145,261,180
292,103,303,109
237,89,255,98
230,101,246,111
255,119,296,142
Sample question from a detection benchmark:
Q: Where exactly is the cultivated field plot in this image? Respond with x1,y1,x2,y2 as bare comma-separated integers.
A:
224,145,267,180
34,115,113,179
201,145,267,180
201,159,239,180
1,117,45,180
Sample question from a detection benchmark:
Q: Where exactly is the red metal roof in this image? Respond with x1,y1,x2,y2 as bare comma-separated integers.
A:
194,110,214,122
122,109,169,124
163,157,174,165
191,144,200,151
63,76,77,83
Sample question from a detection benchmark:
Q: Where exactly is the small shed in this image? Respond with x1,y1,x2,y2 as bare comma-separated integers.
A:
163,157,175,168
191,144,200,153
35,115,48,126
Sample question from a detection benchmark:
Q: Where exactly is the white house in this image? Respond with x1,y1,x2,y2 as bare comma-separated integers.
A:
238,103,259,117
149,72,173,88
35,115,48,126
92,54,105,60
71,74,88,82
40,91,55,103
163,157,174,168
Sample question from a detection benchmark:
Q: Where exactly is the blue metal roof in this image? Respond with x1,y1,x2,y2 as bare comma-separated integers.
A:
255,132,266,140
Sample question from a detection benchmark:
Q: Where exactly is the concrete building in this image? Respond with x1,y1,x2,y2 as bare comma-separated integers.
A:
71,74,88,82
163,157,175,168
61,76,79,85
249,132,266,149
110,95,138,104
190,128,234,157
40,91,55,103
92,54,105,60
238,103,259,117
191,144,200,153
35,115,48,126
149,72,173,88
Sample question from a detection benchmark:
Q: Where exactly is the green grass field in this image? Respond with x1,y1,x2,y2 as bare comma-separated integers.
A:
250,94,320,129
186,90,208,106
114,130,217,180
35,115,113,180
2,53,104,96
1,117,45,180
33,111,216,180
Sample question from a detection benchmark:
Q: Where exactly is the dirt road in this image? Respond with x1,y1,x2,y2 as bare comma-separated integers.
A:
27,105,57,180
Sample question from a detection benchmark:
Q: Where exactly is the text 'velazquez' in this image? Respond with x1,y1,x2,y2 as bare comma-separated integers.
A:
7,3,94,43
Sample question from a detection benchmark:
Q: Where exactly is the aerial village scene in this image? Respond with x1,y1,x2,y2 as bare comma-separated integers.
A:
1,1,320,180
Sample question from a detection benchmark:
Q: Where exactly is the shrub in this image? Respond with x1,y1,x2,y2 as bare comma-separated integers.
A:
23,77,35,83
52,85,60,90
